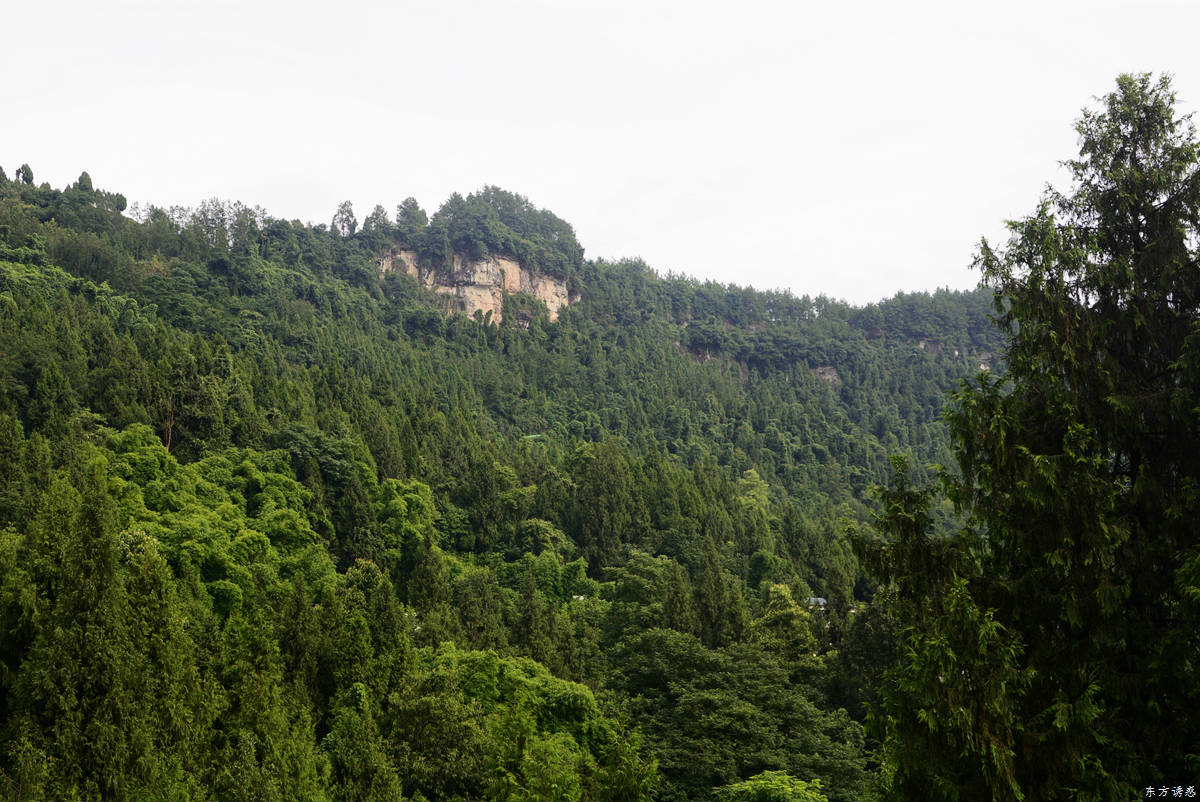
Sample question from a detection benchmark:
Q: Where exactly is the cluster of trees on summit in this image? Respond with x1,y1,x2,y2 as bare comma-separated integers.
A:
331,185,583,281
0,72,1196,801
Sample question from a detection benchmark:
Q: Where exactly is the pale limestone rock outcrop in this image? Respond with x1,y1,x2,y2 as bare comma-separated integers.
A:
531,275,571,315
379,250,572,323
379,249,422,281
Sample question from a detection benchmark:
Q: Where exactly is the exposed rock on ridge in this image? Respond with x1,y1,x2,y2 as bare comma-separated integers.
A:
380,249,574,323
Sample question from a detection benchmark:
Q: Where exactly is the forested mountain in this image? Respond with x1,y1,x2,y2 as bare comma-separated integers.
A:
0,162,1001,801
9,76,1191,802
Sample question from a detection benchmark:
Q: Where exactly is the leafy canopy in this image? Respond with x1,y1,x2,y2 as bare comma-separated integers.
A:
868,72,1200,802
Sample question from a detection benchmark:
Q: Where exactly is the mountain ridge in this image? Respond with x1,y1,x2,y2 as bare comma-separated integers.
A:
0,165,1004,802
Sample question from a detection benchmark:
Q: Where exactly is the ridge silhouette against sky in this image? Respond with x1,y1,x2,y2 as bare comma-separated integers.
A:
6,0,1200,304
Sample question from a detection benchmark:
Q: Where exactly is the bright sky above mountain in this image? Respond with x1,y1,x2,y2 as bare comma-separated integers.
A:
7,0,1200,304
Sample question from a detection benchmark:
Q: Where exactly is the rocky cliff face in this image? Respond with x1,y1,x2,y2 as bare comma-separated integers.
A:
380,250,574,323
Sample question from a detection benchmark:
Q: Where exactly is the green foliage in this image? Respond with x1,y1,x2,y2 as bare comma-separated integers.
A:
384,643,655,801
332,200,357,237
867,73,1200,800
395,197,428,246
322,683,404,802
715,771,827,802
0,159,1010,800
420,187,584,280
613,628,869,802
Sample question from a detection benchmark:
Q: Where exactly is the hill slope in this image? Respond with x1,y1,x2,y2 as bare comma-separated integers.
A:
0,171,1001,800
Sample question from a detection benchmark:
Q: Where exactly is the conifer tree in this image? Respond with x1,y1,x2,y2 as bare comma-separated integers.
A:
871,73,1200,801
515,571,554,665
662,560,700,636
694,536,727,647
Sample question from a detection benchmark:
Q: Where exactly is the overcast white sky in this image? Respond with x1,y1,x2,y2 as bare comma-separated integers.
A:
6,0,1200,304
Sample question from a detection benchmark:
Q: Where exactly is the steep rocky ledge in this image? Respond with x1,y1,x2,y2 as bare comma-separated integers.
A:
379,250,575,323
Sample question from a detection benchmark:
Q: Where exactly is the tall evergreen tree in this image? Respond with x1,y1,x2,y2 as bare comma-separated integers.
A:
694,536,727,648
870,73,1200,801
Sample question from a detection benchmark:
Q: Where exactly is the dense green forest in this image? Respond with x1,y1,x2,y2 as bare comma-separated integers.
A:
1,73,1196,801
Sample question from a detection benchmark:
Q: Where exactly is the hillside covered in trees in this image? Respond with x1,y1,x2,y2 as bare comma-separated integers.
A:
1,73,1195,802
